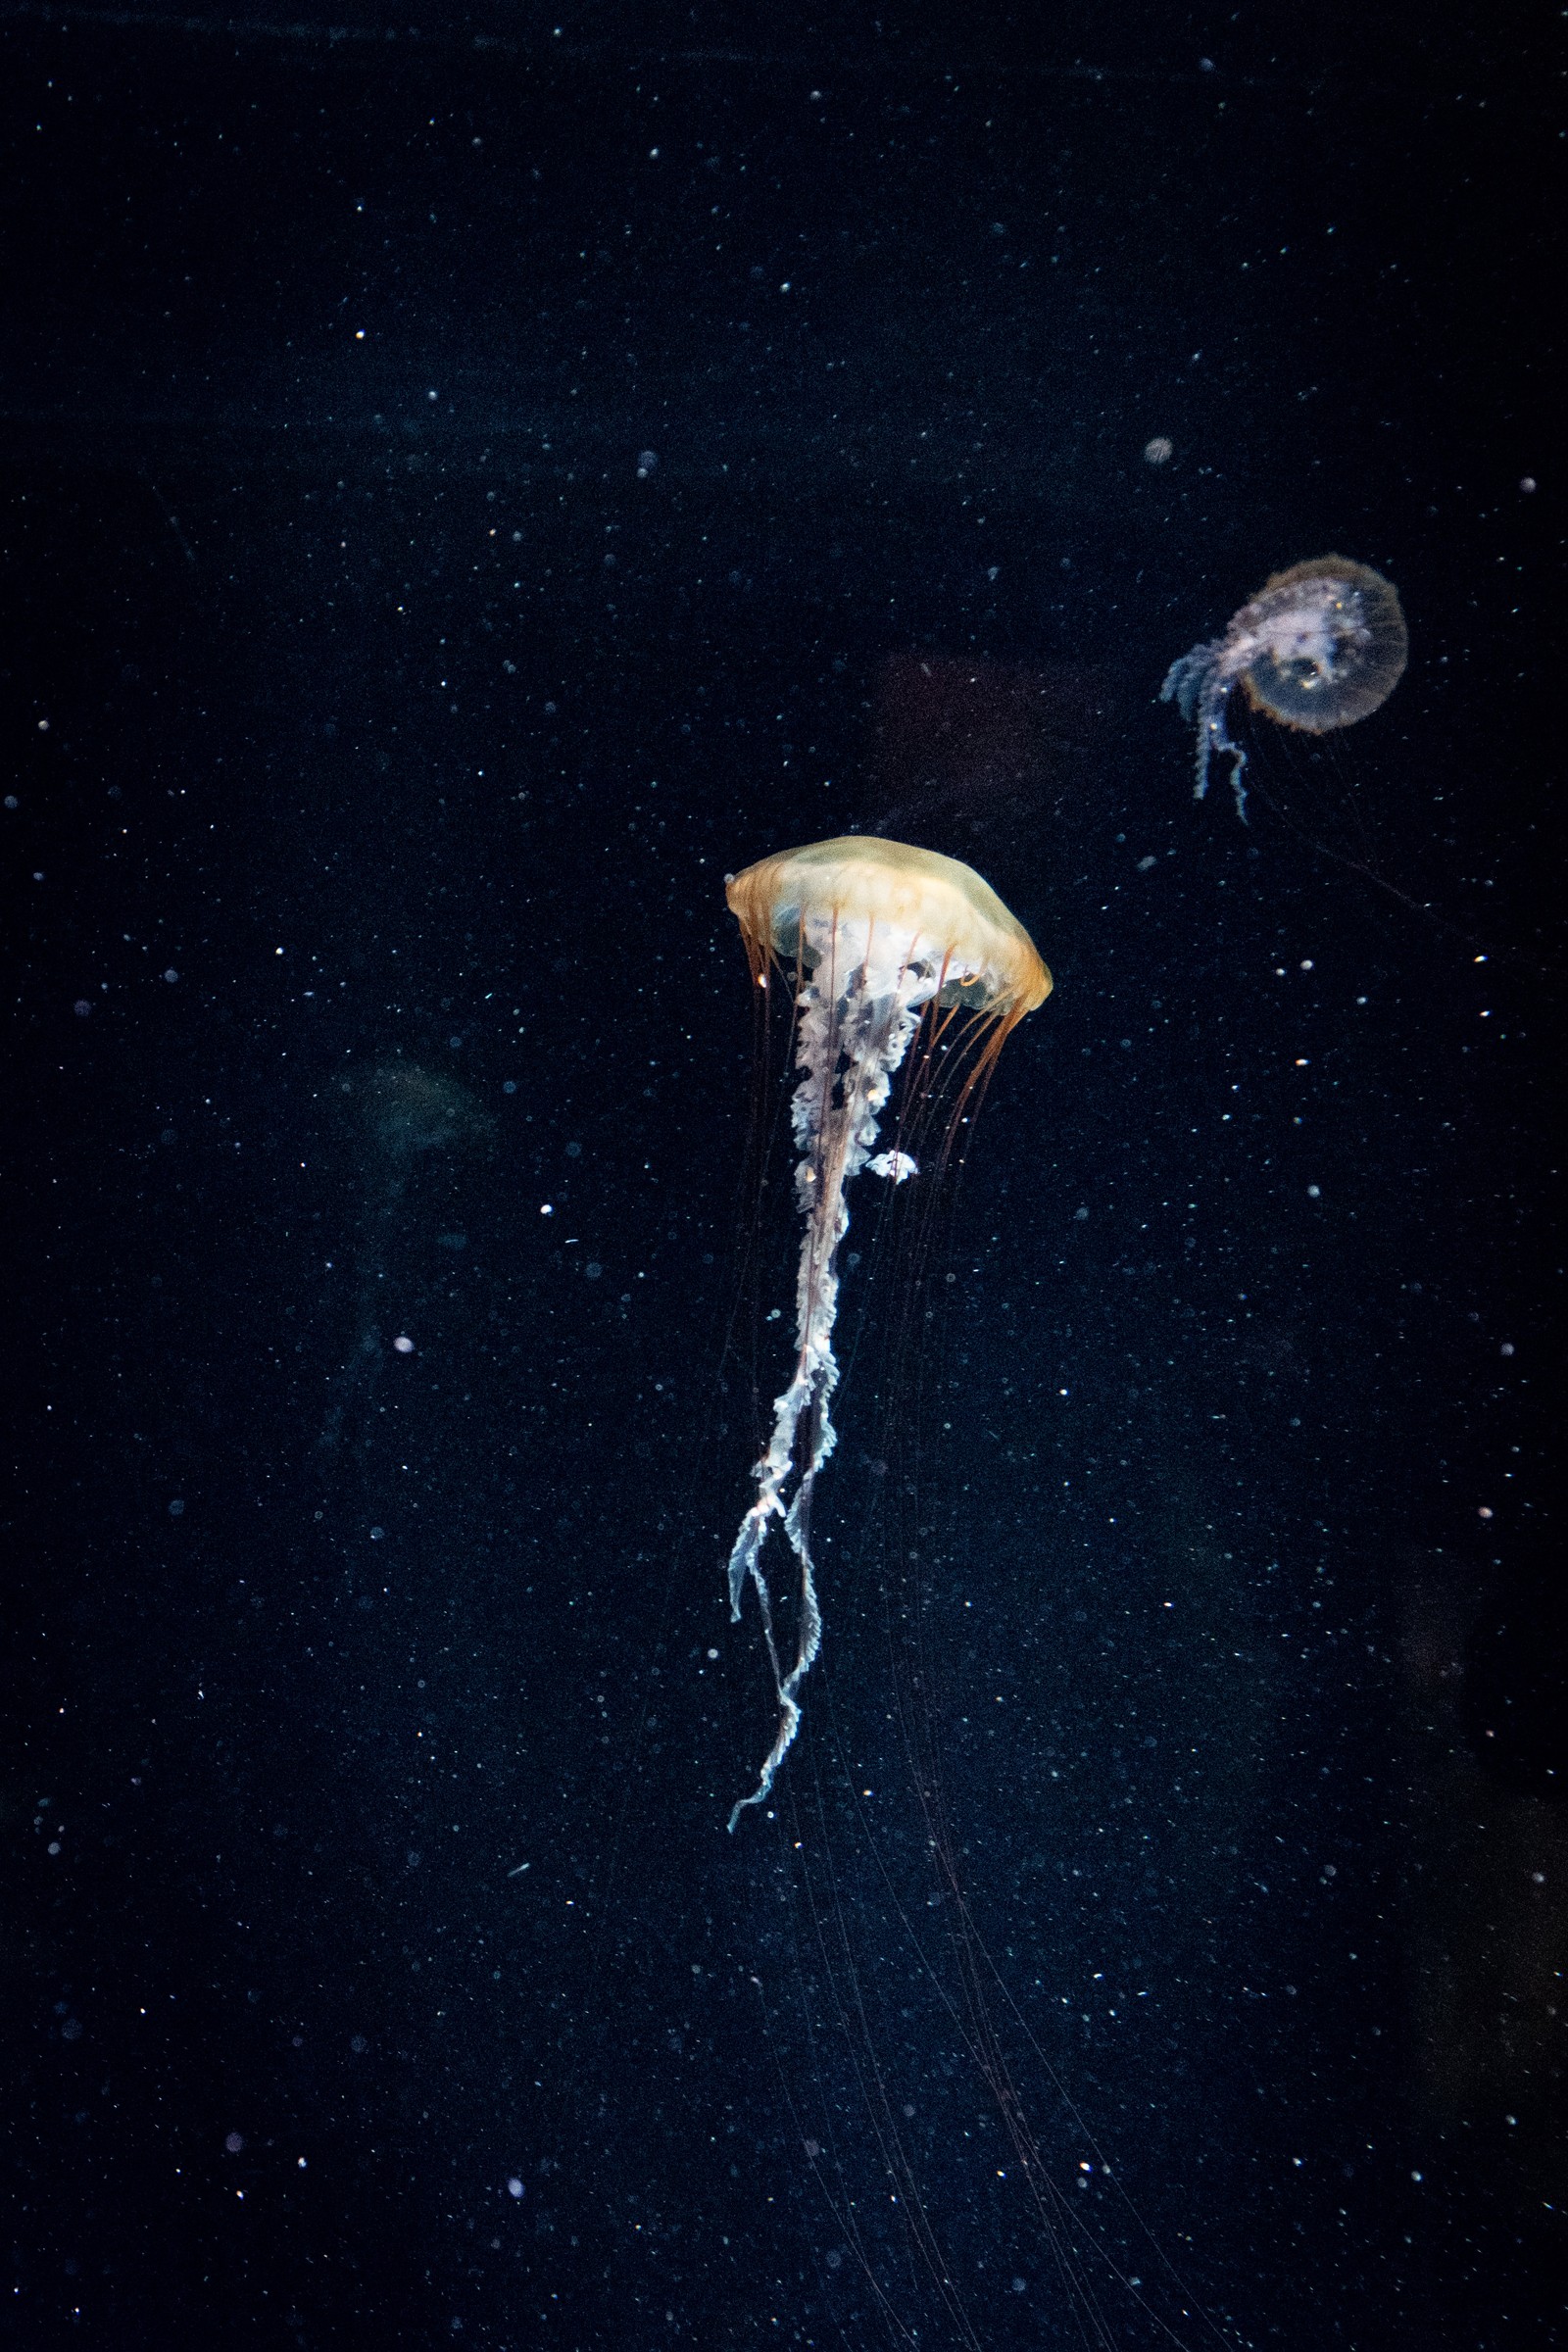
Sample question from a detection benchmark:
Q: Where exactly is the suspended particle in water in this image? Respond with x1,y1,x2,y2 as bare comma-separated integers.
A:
1143,435,1174,465
1161,556,1407,817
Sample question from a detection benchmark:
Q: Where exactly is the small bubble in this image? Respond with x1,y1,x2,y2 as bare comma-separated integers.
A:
1144,435,1174,466
225,2132,245,2153
163,968,179,983
636,449,659,475
584,1262,603,1280
369,1525,385,1541
503,1078,517,1094
565,1141,582,1157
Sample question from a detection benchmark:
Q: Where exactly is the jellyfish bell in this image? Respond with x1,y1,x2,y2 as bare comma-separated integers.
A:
1162,555,1407,817
721,835,1050,1831
1241,558,1408,732
726,833,1051,1025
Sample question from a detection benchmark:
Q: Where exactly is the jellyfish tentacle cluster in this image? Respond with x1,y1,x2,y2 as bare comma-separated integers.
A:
722,837,1050,1832
1161,556,1408,819
724,917,945,1833
1160,632,1250,811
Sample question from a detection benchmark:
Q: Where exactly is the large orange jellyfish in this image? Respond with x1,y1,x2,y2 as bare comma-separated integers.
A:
721,835,1051,1830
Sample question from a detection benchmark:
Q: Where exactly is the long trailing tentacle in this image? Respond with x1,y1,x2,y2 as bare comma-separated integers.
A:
726,924,941,1832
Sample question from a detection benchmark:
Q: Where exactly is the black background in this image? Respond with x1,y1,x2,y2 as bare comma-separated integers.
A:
2,3,1561,2346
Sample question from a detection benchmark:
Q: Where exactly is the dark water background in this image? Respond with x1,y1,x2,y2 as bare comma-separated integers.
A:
2,3,1561,2344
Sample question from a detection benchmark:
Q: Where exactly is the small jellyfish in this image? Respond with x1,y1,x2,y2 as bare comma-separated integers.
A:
1161,556,1407,818
318,1061,492,1457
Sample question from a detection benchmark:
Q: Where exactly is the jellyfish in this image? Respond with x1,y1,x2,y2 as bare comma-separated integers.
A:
318,1061,492,1455
1161,555,1407,819
722,835,1050,1831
